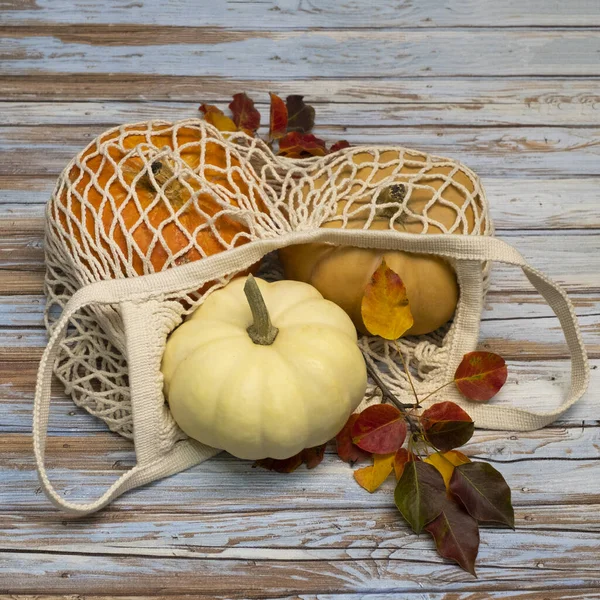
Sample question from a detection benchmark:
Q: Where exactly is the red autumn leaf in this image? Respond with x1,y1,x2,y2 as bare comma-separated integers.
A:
394,460,446,534
278,132,327,158
255,444,327,473
229,92,261,135
425,498,480,576
454,351,508,402
329,140,351,153
420,401,475,452
450,461,514,528
302,444,327,469
336,413,371,465
269,92,288,140
351,404,407,454
286,95,315,133
394,448,419,480
254,453,302,473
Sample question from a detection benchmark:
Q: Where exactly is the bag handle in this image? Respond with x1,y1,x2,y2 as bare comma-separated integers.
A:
32,286,218,516
445,238,589,430
34,230,589,513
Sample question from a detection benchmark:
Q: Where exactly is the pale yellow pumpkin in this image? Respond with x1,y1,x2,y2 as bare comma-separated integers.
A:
279,150,484,336
161,276,367,460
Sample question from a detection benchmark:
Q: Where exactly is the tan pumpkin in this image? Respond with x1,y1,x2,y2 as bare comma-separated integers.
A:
279,150,486,336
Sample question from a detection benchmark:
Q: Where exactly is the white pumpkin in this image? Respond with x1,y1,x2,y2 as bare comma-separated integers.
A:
161,275,367,460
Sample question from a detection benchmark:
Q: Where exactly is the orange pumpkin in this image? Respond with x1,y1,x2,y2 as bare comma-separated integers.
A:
52,122,257,280
279,150,487,336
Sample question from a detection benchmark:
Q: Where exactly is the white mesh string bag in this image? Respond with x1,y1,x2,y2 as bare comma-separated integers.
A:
34,119,589,515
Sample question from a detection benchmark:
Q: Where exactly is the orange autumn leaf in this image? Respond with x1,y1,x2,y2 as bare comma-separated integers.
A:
269,92,288,140
354,453,396,493
199,104,238,133
361,258,414,340
424,450,471,490
394,448,420,481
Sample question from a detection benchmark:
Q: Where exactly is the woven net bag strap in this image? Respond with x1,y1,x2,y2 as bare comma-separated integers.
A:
33,283,219,516
426,235,590,430
34,230,589,514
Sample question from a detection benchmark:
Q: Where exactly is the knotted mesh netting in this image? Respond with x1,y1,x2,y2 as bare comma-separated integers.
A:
44,119,492,446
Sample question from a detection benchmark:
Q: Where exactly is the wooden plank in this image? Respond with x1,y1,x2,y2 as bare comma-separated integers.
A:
1,549,599,595
2,359,598,434
1,75,599,103
1,593,599,600
0,511,599,569
2,176,600,231
0,270,44,294
1,505,599,561
1,0,599,28
2,291,598,329
3,434,600,513
2,125,599,177
1,309,597,360
1,29,600,78
0,226,598,294
4,425,600,468
2,98,599,127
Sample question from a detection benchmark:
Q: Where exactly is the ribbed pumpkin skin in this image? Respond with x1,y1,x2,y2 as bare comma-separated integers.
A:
279,152,484,336
161,277,368,461
53,123,254,279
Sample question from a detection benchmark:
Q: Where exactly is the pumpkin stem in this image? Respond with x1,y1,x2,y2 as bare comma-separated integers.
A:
376,183,407,219
244,275,279,345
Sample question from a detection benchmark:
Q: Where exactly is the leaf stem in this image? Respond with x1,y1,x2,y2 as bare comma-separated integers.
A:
417,380,454,405
393,340,419,407
364,359,420,434
244,275,279,345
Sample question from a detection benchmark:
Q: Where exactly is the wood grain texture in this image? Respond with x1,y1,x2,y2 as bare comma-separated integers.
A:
2,29,600,78
2,97,599,127
0,75,598,103
2,0,599,28
2,125,599,177
2,0,599,596
2,175,599,230
3,360,598,436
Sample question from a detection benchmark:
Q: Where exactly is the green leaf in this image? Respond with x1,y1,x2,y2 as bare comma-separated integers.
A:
394,461,446,534
450,462,515,528
425,498,480,576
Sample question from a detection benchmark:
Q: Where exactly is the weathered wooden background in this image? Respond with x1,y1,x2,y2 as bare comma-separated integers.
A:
1,1,599,597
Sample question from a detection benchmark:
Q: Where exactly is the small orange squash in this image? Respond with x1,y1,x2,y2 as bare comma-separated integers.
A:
51,122,257,280
279,150,487,336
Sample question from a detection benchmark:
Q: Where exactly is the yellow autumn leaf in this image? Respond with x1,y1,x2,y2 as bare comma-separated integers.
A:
354,452,396,493
200,104,238,133
360,258,414,340
424,450,471,490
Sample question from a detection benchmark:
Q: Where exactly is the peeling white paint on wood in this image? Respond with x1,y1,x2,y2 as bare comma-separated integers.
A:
2,0,600,28
2,2,600,596
2,30,600,78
